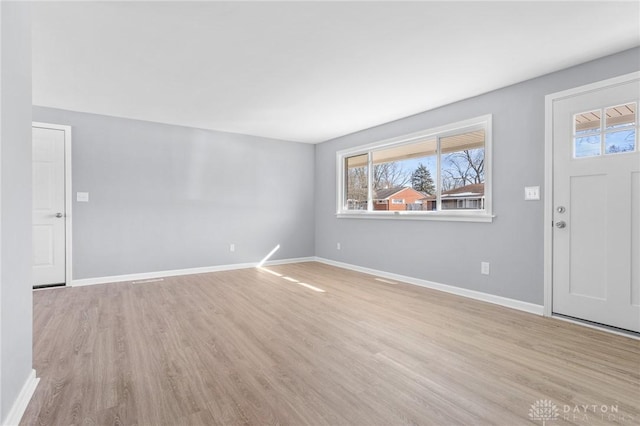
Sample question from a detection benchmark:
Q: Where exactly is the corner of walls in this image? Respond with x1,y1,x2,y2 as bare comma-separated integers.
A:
1,2,36,425
313,143,321,256
0,0,4,418
30,107,317,282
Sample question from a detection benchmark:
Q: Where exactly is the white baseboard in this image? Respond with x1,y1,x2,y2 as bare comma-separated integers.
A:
70,257,316,287
2,369,39,426
315,257,544,316
68,256,543,316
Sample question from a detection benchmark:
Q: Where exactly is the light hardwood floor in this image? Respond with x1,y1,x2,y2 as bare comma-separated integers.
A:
22,262,640,425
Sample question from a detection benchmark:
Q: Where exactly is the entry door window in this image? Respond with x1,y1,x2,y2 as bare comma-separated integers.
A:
573,102,637,158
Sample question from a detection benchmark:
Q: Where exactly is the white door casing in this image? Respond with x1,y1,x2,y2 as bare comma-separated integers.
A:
548,74,640,333
32,123,72,286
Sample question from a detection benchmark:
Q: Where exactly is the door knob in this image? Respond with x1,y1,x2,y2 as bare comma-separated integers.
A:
555,221,566,229
55,212,63,218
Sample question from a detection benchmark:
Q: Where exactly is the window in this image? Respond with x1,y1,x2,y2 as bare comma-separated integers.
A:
344,153,368,210
574,102,637,158
337,115,492,222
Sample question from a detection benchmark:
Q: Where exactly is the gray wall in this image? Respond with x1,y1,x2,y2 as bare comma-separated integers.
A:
315,47,640,305
32,108,315,280
1,2,33,422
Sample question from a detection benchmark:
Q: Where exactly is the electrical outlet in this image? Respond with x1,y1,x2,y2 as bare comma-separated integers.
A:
336,242,341,250
481,262,490,275
524,186,540,200
229,243,235,252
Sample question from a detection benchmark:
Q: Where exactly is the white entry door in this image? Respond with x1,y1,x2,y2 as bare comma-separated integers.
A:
552,75,640,333
32,125,67,286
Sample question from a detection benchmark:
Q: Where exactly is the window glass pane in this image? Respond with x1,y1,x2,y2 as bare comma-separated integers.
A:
574,110,601,135
345,154,368,210
372,139,437,211
574,135,601,158
605,129,636,154
605,103,635,130
440,130,485,210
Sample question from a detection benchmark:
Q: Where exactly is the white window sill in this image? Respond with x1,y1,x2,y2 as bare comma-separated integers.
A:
336,211,495,223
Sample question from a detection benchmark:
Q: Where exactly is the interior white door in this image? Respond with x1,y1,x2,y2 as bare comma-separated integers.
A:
552,76,640,332
32,126,66,286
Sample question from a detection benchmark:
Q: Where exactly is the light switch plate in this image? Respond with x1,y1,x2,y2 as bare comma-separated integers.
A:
524,186,540,201
77,192,89,202
481,262,490,275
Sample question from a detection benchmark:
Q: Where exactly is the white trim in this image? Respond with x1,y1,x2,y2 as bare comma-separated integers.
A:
543,86,554,317
0,3,3,416
70,257,316,287
2,369,39,426
32,122,73,286
336,211,494,222
314,257,544,316
543,71,640,318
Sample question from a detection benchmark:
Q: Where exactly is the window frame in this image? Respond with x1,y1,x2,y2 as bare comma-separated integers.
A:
336,114,493,222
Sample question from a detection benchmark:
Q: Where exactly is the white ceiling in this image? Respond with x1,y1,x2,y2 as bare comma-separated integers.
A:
31,1,640,143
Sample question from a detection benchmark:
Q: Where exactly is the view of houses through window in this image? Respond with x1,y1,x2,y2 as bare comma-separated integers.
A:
343,118,488,214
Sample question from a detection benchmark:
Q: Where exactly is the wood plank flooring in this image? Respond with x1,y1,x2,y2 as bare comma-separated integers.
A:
22,262,640,425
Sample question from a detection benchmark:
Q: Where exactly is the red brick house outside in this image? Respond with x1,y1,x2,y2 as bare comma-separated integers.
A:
373,187,428,211
422,183,485,210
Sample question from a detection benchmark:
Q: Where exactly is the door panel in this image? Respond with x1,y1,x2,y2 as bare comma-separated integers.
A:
32,126,66,286
552,77,640,332
33,225,55,266
568,174,606,299
33,162,54,208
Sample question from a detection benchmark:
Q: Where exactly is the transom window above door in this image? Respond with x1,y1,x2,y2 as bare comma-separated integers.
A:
573,102,637,158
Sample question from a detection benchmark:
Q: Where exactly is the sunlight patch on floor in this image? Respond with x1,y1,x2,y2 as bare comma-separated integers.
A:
257,267,326,293
295,282,326,292
258,267,283,277
375,277,398,285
